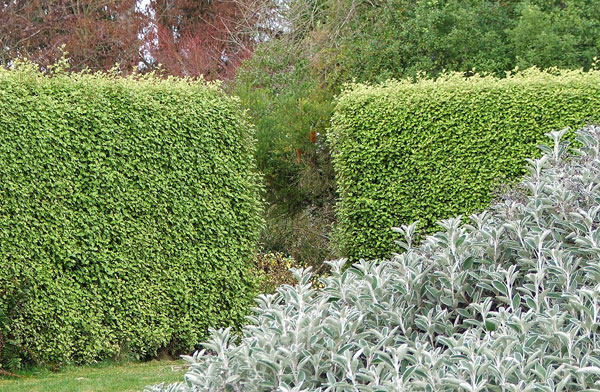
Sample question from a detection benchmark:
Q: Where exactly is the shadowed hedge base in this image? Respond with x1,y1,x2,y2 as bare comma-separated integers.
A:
329,68,600,261
0,63,263,367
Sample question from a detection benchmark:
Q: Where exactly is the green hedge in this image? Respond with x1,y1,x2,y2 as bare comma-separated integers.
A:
329,68,600,261
0,63,263,367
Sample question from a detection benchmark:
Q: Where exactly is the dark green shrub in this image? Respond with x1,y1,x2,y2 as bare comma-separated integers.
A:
0,62,263,367
231,44,338,268
252,252,328,294
329,68,600,261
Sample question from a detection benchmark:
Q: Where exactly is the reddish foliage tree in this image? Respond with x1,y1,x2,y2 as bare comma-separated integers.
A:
0,0,261,79
0,0,146,73
149,0,256,79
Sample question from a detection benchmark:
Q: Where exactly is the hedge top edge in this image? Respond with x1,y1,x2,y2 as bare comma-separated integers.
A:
0,58,229,93
335,67,600,98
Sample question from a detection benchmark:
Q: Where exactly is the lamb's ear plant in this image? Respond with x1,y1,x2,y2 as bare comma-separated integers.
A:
148,125,600,391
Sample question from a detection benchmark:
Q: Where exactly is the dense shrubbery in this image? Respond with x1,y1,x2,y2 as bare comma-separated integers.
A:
0,62,263,368
231,0,600,267
149,125,600,391
232,49,338,266
329,69,600,261
328,0,600,83
252,252,297,294
253,252,326,294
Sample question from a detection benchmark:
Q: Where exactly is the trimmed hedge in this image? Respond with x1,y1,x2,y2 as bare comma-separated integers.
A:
0,63,263,367
328,68,600,261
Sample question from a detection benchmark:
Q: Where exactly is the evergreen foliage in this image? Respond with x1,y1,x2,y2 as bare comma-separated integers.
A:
329,69,600,261
0,63,263,367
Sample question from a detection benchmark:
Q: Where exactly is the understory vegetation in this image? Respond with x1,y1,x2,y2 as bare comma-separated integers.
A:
149,126,600,391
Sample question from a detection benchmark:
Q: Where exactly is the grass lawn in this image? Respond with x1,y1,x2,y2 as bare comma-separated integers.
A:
0,359,187,392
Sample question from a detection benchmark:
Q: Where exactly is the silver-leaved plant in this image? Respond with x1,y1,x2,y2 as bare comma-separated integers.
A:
147,125,600,391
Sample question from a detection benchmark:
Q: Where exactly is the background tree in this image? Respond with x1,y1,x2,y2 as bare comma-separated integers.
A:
0,0,145,72
146,0,266,79
0,0,270,78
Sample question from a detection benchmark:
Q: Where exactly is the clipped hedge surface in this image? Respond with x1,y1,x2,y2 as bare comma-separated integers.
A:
329,68,600,261
0,64,263,366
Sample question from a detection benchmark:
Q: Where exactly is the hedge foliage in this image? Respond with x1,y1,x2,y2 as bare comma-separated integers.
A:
0,62,263,367
328,68,600,261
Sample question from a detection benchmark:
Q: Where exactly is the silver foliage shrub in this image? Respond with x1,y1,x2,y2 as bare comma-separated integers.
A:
148,126,600,391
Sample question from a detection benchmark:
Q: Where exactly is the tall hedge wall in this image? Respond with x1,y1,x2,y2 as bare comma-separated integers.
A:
329,68,600,261
0,64,263,367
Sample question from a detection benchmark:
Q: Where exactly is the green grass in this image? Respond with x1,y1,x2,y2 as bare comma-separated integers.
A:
0,360,187,392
